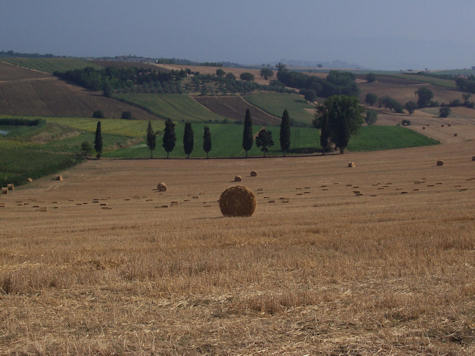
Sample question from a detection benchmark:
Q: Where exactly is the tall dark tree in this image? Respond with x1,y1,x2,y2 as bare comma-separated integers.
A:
405,101,417,115
94,121,103,159
242,109,253,158
365,93,378,106
415,87,434,107
255,129,274,157
146,120,156,158
319,113,330,154
203,126,211,159
162,119,176,159
279,109,291,155
317,95,363,154
183,122,194,159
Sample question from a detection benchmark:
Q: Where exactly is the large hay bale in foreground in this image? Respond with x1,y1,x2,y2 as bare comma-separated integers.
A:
7,184,14,191
157,182,167,192
472,156,475,161
219,186,256,217
436,160,444,166
348,162,356,168
234,175,242,182
27,178,33,183
56,175,63,181
250,171,257,177
1,187,8,195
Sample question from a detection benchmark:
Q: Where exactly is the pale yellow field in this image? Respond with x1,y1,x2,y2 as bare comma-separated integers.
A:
1,139,474,354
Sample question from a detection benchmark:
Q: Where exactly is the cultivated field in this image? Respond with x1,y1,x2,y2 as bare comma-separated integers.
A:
0,62,157,120
3,57,102,73
1,136,474,354
195,95,281,125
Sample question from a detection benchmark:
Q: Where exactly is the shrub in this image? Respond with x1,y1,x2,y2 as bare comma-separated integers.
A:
439,106,451,118
92,110,104,118
365,110,378,125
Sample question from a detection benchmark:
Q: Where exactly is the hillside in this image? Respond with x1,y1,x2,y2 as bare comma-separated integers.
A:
0,61,158,120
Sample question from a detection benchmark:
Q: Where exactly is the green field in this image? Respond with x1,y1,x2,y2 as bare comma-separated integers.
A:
3,57,102,73
115,94,226,122
105,123,438,159
244,92,316,124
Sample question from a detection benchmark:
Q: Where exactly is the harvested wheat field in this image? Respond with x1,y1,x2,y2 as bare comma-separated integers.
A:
1,141,474,354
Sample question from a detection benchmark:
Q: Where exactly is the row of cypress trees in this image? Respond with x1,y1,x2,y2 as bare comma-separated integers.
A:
93,108,292,159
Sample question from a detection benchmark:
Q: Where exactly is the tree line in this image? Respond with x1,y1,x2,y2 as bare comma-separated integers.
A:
90,94,363,159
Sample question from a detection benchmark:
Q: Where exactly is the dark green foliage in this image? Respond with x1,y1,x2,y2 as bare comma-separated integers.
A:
80,141,93,157
439,106,451,118
260,67,274,80
415,87,434,107
255,129,274,156
317,95,363,154
456,76,475,93
365,93,378,106
365,110,378,125
216,68,225,78
0,118,44,126
146,121,157,158
92,110,104,118
94,121,103,159
162,119,176,158
203,126,211,158
183,122,194,158
280,109,291,155
103,81,112,97
121,111,133,120
381,96,404,113
242,109,253,158
240,72,255,81
405,101,417,115
319,112,330,154
366,72,376,83
277,67,359,98
301,89,317,102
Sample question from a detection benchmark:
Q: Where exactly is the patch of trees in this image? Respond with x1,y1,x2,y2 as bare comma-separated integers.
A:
55,66,187,94
439,106,451,118
379,96,404,113
455,76,475,94
365,93,378,106
314,95,364,154
415,87,434,108
276,66,359,98
0,118,44,126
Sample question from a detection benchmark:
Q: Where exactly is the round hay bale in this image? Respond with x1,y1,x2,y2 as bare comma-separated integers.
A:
157,182,167,192
436,160,444,166
348,162,356,168
219,186,256,217
250,171,257,177
454,133,458,137
422,126,426,130
472,156,475,161
27,178,33,183
7,184,14,191
1,187,8,195
56,175,63,181
234,175,242,182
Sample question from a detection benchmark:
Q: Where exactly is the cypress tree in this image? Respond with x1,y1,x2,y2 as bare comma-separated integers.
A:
203,126,211,159
94,121,103,159
279,109,291,156
162,119,176,159
242,109,253,158
146,120,156,158
183,122,194,159
320,114,329,154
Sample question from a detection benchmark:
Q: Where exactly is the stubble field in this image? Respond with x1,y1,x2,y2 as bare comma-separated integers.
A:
0,138,474,354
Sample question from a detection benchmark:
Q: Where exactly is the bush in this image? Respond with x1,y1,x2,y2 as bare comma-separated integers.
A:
92,110,104,118
365,110,378,125
121,111,133,120
240,72,255,81
439,106,451,118
80,141,94,157
365,93,378,106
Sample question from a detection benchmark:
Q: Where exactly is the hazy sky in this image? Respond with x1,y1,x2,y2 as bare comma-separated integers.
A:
1,0,474,70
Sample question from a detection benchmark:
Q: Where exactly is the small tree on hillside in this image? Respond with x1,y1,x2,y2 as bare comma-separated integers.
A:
146,120,156,158
240,72,255,81
256,129,274,157
415,87,434,108
183,122,194,159
365,93,378,106
216,68,225,78
405,101,417,115
242,109,253,158
162,119,176,159
365,110,378,125
280,109,291,155
260,67,274,80
203,126,211,158
439,106,451,118
94,121,103,159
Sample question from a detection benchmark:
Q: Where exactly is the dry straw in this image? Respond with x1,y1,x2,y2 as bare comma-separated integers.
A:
27,178,33,183
219,185,256,217
157,182,167,192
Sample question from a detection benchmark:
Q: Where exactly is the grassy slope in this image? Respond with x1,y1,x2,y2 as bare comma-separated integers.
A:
3,57,102,73
244,92,315,124
115,94,225,122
